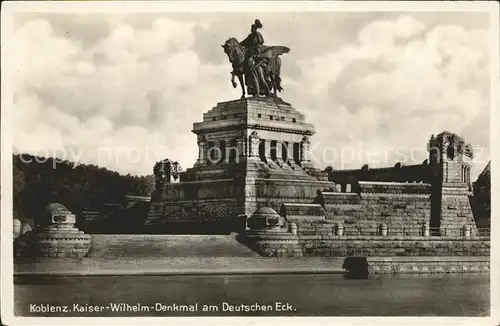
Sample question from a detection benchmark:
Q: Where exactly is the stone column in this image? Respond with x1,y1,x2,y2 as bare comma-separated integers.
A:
286,141,297,169
222,139,231,164
196,135,207,165
264,139,279,168
237,134,246,161
300,136,312,167
264,139,272,160
275,140,286,167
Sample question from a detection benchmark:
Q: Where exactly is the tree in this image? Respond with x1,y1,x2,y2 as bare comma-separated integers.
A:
13,153,156,227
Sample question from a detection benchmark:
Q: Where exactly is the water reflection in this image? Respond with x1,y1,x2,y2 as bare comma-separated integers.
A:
15,273,490,316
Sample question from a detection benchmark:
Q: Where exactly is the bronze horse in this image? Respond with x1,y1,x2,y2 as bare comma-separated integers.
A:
222,38,290,98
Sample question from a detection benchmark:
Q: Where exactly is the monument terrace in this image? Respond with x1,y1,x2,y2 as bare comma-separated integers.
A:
14,18,490,275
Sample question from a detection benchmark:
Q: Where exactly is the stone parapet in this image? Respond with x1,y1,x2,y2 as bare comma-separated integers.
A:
320,192,361,205
238,232,303,257
252,178,335,215
358,181,432,196
296,235,490,241
366,256,489,274
298,237,490,257
239,229,490,258
329,163,431,184
319,184,432,236
279,203,326,223
293,222,335,236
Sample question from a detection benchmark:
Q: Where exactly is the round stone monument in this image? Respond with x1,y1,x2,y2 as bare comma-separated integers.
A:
247,206,287,233
32,203,91,258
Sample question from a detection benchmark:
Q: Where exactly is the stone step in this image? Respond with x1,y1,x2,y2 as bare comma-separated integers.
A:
87,234,259,258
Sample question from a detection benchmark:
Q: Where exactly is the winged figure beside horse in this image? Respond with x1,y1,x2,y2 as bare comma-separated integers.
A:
222,19,290,99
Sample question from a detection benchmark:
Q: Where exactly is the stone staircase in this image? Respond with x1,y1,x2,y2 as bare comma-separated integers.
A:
87,234,259,258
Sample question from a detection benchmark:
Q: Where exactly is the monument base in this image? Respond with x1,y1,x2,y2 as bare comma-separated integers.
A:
144,97,334,233
14,204,92,258
15,226,92,258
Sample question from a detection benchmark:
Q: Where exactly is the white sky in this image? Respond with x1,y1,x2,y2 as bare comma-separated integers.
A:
11,11,491,179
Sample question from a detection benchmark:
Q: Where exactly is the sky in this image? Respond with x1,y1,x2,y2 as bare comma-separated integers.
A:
11,11,492,179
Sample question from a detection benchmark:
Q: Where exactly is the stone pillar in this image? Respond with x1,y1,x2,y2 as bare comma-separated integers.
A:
206,141,220,164
379,224,388,236
223,139,232,164
286,141,297,169
237,134,246,161
300,136,312,167
275,140,287,168
422,221,430,237
264,139,272,160
264,139,278,168
275,140,283,161
248,131,260,159
289,223,298,236
196,135,207,165
335,223,344,236
463,225,471,237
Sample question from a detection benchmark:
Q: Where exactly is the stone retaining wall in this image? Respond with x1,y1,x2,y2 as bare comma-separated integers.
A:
299,236,490,257
319,182,433,236
329,163,431,184
240,233,490,258
237,232,302,257
366,256,490,274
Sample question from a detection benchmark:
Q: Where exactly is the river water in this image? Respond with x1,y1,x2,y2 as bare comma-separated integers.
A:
15,273,489,316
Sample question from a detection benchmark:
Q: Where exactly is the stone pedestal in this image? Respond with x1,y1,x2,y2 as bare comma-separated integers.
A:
463,225,472,237
15,203,91,258
335,223,344,236
247,207,287,233
422,222,430,237
379,224,388,236
145,97,335,233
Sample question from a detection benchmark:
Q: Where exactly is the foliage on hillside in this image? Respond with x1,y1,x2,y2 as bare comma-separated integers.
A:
13,154,155,224
471,162,491,228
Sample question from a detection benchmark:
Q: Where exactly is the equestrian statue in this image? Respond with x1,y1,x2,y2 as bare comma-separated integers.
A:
222,19,290,99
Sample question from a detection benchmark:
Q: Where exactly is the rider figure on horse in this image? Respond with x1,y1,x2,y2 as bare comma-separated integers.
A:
240,19,271,96
221,19,290,99
241,19,266,58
